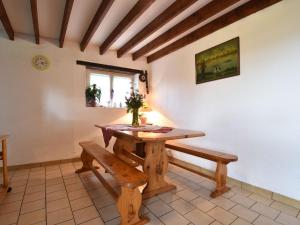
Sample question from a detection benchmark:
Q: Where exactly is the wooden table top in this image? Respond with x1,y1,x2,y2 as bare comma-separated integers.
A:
96,125,205,142
117,129,205,141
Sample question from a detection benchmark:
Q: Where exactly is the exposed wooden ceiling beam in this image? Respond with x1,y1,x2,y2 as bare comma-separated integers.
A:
59,0,74,48
80,0,114,52
132,0,241,61
30,0,39,44
100,0,155,55
147,0,282,63
117,0,197,58
0,0,14,40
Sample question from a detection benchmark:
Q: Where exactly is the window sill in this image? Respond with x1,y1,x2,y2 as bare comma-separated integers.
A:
86,105,127,109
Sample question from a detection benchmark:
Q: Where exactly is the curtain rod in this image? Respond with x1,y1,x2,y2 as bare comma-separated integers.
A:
76,60,145,75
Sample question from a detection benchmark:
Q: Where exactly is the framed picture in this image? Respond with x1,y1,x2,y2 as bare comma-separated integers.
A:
195,37,240,84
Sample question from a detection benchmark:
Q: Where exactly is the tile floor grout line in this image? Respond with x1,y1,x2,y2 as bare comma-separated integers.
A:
272,213,286,225
0,170,18,220
268,199,274,207
208,200,237,212
228,216,239,225
155,211,168,225
250,213,260,225
274,211,282,221
251,212,262,224
82,188,113,222
103,216,120,224
208,219,217,225
231,202,262,224
248,200,257,209
182,202,216,225
145,211,168,225
159,195,178,205
155,209,176,219
58,164,75,225
15,168,30,225
206,204,218,213
46,190,66,203
171,196,196,216
20,169,46,221
71,161,108,224
42,166,47,225
4,174,27,205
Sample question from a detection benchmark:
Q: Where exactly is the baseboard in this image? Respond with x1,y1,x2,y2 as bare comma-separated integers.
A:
0,157,81,171
171,157,300,209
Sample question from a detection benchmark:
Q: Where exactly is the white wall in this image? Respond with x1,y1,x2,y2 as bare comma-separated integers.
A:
0,34,150,166
1,0,299,201
150,0,300,200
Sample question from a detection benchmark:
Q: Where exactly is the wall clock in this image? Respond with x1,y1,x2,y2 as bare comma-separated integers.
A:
32,55,50,71
139,71,149,94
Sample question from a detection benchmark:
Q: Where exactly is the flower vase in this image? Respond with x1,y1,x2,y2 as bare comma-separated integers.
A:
132,108,139,127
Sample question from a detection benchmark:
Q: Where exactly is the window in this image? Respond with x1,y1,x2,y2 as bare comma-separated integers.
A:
87,69,135,108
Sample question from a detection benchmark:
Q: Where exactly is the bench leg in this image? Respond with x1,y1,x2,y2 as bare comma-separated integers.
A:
211,162,230,198
117,187,149,225
75,150,93,173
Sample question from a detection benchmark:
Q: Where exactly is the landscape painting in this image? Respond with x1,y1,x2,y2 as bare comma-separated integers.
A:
195,37,240,84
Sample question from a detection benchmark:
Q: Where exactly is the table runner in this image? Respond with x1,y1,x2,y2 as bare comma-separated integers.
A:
101,124,173,147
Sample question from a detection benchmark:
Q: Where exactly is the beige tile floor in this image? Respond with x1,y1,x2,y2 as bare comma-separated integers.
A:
0,161,300,225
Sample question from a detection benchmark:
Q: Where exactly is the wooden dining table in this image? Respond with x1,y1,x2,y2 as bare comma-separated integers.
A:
96,125,205,199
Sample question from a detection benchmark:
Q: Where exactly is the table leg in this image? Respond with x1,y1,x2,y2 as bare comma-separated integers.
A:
2,139,8,187
142,141,175,199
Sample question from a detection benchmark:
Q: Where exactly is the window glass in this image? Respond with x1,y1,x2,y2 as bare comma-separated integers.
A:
89,73,110,106
112,76,132,108
87,71,135,108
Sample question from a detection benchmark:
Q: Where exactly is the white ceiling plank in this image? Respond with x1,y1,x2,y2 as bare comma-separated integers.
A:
111,0,175,50
90,0,138,46
37,0,65,39
2,0,33,35
66,0,102,42
128,0,212,53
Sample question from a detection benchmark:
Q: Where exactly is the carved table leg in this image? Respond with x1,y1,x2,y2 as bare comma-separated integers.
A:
142,141,176,199
75,150,94,173
210,161,230,198
117,187,149,225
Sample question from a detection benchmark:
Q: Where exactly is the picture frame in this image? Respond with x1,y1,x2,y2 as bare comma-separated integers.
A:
195,37,240,84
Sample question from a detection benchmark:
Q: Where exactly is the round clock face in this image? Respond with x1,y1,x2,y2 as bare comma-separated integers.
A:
139,74,147,82
32,55,50,71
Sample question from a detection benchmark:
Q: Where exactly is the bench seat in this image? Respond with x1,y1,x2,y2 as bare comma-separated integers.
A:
76,141,149,225
165,141,238,198
165,141,237,163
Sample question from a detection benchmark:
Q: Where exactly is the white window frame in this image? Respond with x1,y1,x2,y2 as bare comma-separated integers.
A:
86,69,136,108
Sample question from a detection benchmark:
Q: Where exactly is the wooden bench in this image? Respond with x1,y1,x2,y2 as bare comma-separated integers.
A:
76,142,149,225
165,141,238,198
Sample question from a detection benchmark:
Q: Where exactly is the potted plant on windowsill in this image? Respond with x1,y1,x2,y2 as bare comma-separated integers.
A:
85,84,101,107
125,90,144,127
